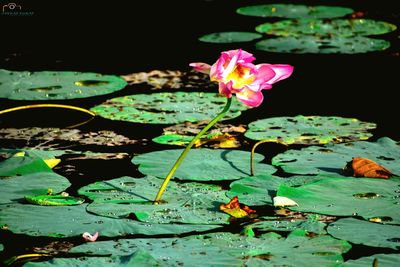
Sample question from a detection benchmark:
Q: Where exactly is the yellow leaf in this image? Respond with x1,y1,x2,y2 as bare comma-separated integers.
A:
44,158,61,169
13,151,25,157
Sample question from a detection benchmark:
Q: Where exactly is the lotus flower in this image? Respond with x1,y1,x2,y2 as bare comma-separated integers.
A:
190,49,293,107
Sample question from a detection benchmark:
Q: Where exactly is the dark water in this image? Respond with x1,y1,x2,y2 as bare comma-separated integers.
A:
1,0,400,265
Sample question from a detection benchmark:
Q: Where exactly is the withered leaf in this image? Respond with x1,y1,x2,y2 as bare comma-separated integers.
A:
219,196,256,218
344,157,394,179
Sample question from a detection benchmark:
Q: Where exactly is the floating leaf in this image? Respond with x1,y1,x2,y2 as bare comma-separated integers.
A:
0,149,52,176
199,32,262,43
219,196,256,218
344,157,394,179
277,177,400,224
245,115,376,145
132,148,276,181
25,194,85,206
237,4,353,19
328,218,400,249
273,196,299,207
343,253,400,266
247,216,327,234
256,36,391,54
0,69,127,100
272,137,400,176
90,92,249,124
255,19,397,37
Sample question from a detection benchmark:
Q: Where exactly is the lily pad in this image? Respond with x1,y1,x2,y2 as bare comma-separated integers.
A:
327,218,400,249
237,4,353,19
0,172,70,204
199,32,262,43
255,19,397,37
343,253,400,266
71,231,350,266
25,194,85,206
277,177,400,224
78,176,231,224
245,115,376,145
132,148,276,181
256,36,391,54
247,216,327,234
0,149,52,176
0,203,221,238
0,69,127,100
272,137,400,176
90,92,249,124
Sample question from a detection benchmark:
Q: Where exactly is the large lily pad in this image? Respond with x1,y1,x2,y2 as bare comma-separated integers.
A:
255,19,397,37
256,36,391,54
0,203,221,238
245,115,376,145
199,32,262,43
78,176,231,224
272,137,400,176
0,172,70,204
0,149,52,176
344,253,400,267
90,92,248,124
71,231,350,266
0,69,127,100
132,148,276,181
327,218,400,250
237,4,353,19
277,177,400,224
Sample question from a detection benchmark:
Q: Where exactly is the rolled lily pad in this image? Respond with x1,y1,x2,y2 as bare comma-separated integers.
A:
272,137,400,176
0,172,70,204
256,36,391,54
132,148,276,181
25,194,85,206
237,4,353,19
78,176,231,224
0,69,127,100
0,203,221,237
328,218,400,249
277,177,400,224
90,92,249,124
72,231,350,266
255,19,397,37
245,115,376,145
199,32,262,43
343,253,400,266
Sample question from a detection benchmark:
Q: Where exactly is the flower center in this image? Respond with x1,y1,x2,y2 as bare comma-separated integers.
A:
226,65,255,89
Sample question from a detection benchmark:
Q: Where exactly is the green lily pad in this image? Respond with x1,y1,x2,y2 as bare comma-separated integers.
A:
132,148,276,181
327,218,400,250
25,194,85,206
0,69,127,100
71,231,350,266
0,203,221,237
255,19,397,37
256,36,391,54
199,32,262,43
90,92,248,124
277,177,400,224
245,115,376,145
246,216,327,234
0,172,70,204
237,4,353,19
272,137,400,176
343,253,400,267
0,150,52,177
78,176,231,224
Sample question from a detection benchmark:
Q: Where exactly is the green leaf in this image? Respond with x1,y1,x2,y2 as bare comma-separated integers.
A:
0,150,52,177
25,194,85,206
0,69,127,100
272,137,400,176
256,36,391,54
247,216,327,234
245,115,376,145
343,253,400,266
0,172,70,204
237,4,353,19
277,177,400,224
90,92,249,124
255,19,397,37
328,218,400,249
199,32,262,43
78,176,231,224
0,203,221,237
132,148,276,181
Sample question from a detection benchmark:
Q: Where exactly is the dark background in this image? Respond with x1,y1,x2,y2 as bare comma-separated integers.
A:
1,0,399,140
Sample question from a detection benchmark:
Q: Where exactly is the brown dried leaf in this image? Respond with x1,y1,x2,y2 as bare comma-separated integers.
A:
344,157,394,179
219,196,256,218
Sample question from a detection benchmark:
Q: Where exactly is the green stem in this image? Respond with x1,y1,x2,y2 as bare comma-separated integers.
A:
154,97,232,204
250,140,288,176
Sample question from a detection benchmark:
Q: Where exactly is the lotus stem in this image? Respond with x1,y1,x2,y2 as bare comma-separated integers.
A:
154,97,232,204
250,140,288,176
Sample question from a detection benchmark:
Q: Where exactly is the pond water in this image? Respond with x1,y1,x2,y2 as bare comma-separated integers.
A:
1,0,399,266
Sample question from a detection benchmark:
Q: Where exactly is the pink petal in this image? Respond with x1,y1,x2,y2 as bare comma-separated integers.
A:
235,88,264,107
218,81,233,98
82,232,99,242
262,64,294,85
189,62,211,74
